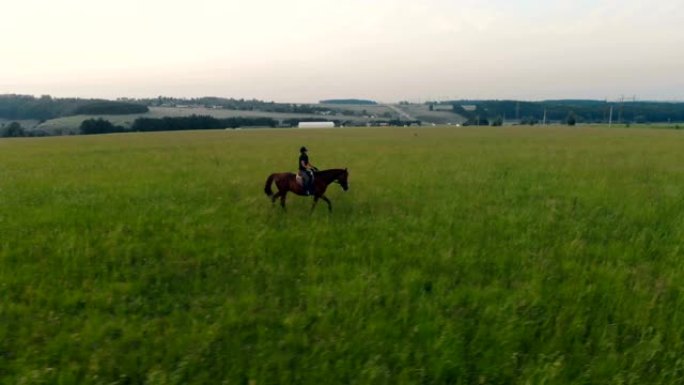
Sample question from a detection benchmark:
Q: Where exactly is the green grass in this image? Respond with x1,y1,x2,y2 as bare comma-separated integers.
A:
1,126,683,384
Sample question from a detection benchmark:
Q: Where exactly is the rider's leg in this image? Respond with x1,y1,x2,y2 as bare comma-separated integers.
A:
307,170,314,194
302,172,310,195
298,172,308,195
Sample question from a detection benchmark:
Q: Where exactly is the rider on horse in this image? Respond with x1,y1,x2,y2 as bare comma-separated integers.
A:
299,146,316,195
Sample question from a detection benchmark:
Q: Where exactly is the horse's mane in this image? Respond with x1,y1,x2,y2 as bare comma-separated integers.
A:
313,168,345,180
314,168,346,177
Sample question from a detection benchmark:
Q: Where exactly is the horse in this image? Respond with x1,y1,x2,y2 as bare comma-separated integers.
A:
264,168,349,212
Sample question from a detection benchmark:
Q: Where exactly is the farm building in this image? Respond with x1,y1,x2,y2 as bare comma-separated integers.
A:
298,121,335,128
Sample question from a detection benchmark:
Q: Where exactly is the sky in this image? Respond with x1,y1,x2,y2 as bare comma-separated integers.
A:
1,0,683,102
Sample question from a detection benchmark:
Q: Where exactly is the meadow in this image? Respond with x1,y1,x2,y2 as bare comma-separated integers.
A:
1,126,683,384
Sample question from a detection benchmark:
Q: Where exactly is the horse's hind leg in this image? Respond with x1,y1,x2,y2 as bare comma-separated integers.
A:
279,192,287,210
310,196,319,213
271,191,281,205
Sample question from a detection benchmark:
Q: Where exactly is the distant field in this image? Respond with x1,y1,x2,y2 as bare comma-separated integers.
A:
30,104,466,135
0,118,40,129
318,103,399,118
33,106,394,134
319,103,466,124
1,126,683,384
396,103,467,124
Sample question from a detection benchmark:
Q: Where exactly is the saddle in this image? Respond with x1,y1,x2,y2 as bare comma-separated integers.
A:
296,170,314,188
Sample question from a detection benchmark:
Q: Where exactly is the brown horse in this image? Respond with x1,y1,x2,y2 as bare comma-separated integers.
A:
264,168,349,211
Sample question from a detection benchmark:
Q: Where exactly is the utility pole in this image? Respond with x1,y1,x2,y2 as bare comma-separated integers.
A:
618,95,624,124
542,109,547,126
608,105,613,128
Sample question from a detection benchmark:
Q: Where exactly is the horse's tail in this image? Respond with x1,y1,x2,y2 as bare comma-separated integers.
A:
264,174,276,197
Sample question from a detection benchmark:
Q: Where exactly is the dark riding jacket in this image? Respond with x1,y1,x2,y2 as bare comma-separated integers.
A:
299,153,309,171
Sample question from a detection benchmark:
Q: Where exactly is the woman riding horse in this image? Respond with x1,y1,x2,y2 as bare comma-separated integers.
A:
264,166,349,212
298,146,316,195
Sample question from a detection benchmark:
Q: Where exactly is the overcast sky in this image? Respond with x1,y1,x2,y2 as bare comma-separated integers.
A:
2,0,683,102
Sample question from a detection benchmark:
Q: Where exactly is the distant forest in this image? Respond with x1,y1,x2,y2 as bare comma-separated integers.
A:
320,99,378,105
79,115,278,135
444,100,684,124
0,95,148,120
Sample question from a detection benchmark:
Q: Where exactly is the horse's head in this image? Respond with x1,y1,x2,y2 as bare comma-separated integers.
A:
337,168,349,191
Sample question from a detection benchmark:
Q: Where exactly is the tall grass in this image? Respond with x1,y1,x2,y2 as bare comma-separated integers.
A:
1,126,683,384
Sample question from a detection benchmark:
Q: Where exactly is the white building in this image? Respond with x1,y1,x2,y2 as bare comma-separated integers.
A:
298,121,335,128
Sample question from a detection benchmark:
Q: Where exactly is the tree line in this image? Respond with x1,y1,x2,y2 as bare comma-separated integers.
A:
0,122,51,137
319,99,377,105
0,95,148,120
79,115,278,135
443,100,684,124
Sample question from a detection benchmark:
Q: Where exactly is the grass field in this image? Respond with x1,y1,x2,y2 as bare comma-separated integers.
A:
1,126,683,384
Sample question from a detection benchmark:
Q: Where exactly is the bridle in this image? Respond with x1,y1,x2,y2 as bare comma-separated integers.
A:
333,171,348,188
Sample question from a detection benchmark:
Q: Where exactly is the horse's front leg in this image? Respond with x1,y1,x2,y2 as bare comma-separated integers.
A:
321,195,332,212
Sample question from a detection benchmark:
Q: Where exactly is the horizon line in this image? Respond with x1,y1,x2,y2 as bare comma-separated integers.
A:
2,92,683,104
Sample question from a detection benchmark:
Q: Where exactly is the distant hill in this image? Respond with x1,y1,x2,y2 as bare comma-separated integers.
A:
136,96,340,115
320,99,377,105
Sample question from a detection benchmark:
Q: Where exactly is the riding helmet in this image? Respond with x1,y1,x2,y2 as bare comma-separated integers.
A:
300,146,308,152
